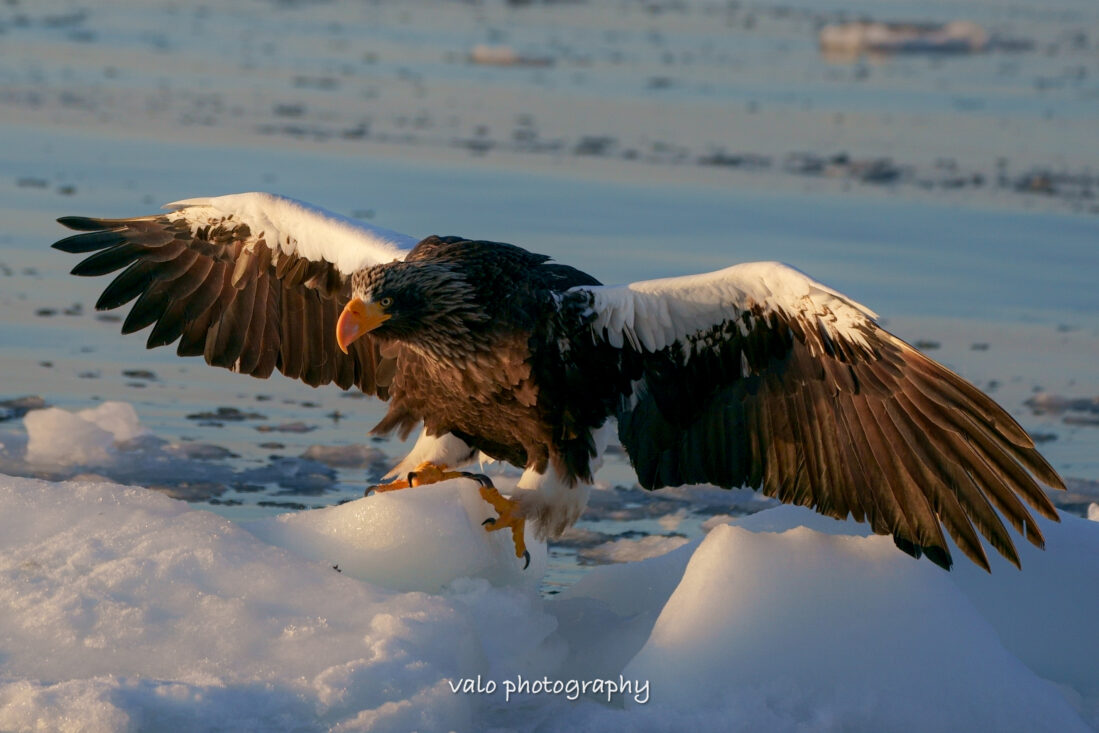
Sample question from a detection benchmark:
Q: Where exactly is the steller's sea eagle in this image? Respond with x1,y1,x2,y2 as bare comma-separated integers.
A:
53,192,1065,571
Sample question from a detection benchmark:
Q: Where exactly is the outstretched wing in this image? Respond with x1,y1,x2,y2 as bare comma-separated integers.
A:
569,261,1064,571
53,192,416,396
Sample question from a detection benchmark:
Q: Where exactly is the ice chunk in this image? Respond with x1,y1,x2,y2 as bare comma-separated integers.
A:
78,401,147,443
728,505,1099,705
819,20,989,56
246,478,547,593
23,402,147,466
622,523,1090,732
0,475,484,731
25,408,115,465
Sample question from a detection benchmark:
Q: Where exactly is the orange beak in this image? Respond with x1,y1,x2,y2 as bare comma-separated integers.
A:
336,298,390,353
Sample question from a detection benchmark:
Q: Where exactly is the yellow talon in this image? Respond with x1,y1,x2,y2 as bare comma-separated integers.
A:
366,462,463,495
474,476,530,568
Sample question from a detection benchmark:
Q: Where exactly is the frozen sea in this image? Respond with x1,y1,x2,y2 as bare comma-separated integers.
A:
1,0,1098,730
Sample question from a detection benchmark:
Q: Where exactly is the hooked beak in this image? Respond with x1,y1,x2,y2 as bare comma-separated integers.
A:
336,298,390,353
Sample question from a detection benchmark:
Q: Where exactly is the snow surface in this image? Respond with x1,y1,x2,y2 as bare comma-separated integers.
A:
2,476,1098,732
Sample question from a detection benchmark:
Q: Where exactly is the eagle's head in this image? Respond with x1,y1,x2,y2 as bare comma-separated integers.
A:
337,261,488,357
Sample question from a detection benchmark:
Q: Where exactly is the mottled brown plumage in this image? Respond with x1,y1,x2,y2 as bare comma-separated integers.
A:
361,236,602,482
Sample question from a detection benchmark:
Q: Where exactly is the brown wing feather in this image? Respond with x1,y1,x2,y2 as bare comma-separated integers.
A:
53,214,389,397
614,312,1064,571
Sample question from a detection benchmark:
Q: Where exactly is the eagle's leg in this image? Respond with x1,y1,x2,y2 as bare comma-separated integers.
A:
466,473,530,569
366,462,464,495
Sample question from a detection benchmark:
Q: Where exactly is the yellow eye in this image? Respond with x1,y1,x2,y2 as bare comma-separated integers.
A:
380,296,394,308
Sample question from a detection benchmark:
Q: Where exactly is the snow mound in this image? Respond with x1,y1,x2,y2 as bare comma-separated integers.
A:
623,523,1089,732
24,402,147,465
247,479,547,593
0,476,488,732
1,475,1096,732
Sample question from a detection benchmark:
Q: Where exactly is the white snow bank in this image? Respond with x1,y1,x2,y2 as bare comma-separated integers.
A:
730,505,1099,706
247,480,547,593
622,523,1089,732
24,402,147,465
1,475,1097,732
0,476,505,732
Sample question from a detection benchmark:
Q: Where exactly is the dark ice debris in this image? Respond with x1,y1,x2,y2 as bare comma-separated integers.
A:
0,396,46,422
146,481,228,501
255,421,316,433
785,152,905,185
697,150,772,169
574,136,617,156
232,483,267,494
239,456,336,493
186,406,266,421
122,369,158,380
165,442,238,460
258,500,310,511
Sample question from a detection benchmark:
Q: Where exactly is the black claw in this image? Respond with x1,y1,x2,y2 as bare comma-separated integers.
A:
482,517,497,526
460,472,495,489
364,485,377,497
521,550,531,570
407,471,417,485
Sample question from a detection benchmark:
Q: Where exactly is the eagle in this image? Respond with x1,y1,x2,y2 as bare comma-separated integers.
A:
53,192,1065,572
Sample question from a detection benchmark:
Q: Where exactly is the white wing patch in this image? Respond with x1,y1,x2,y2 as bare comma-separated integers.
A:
578,261,879,354
165,192,416,275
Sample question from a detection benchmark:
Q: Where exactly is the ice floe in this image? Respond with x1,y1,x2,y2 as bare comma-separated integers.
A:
1,474,1097,731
